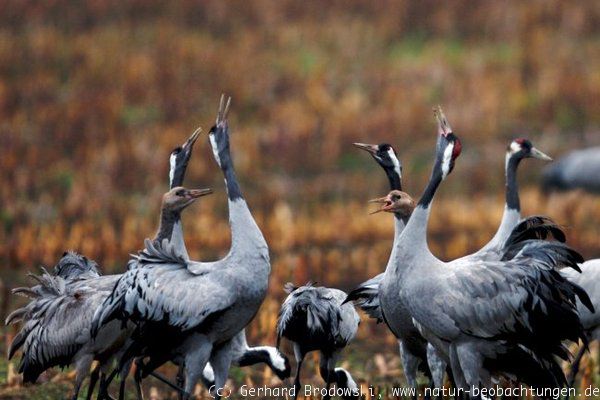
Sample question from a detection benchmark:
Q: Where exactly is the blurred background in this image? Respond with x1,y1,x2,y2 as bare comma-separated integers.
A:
0,1,598,398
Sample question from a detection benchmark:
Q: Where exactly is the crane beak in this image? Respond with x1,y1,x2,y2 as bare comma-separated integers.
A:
434,105,453,137
182,127,202,152
530,147,553,162
186,188,213,199
368,195,393,214
353,142,379,155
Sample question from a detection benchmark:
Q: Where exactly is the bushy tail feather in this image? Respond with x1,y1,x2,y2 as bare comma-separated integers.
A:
501,216,568,261
504,216,566,247
344,283,383,323
488,343,566,389
277,284,340,345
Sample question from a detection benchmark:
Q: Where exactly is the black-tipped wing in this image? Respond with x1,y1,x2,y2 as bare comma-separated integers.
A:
344,273,384,323
95,249,235,333
277,285,358,349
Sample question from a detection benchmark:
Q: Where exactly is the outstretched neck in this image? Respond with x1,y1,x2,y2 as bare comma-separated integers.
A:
399,163,443,253
386,169,406,223
505,153,522,213
386,164,441,276
216,141,267,253
386,170,402,192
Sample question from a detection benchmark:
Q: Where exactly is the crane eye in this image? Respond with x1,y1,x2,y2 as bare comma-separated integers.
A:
172,147,182,154
176,190,185,196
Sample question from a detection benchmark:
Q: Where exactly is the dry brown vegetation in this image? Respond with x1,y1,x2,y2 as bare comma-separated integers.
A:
0,1,599,399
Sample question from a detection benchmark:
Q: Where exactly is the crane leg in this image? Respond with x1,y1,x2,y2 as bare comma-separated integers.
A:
133,358,145,400
399,340,420,400
86,365,101,400
96,372,116,400
567,344,587,392
177,365,186,400
71,374,84,400
148,370,186,394
209,339,234,400
182,338,212,400
292,343,305,400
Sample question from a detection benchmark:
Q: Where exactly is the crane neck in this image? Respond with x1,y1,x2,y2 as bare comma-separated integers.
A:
217,139,268,254
154,208,182,244
167,161,191,257
385,169,402,192
384,167,406,222
505,152,522,212
386,157,443,276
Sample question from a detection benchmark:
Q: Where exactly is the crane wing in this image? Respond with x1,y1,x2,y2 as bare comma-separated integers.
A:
7,272,117,383
417,241,587,361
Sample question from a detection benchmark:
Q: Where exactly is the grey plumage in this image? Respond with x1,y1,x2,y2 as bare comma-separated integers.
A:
277,282,360,400
6,130,206,400
345,143,438,390
6,254,124,400
348,138,553,390
391,109,590,392
93,96,271,400
542,146,600,193
344,273,384,322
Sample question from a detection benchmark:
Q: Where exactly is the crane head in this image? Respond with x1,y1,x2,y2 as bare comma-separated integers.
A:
163,186,213,211
433,106,462,179
508,138,552,162
169,127,202,189
369,190,415,216
208,94,232,169
353,142,402,183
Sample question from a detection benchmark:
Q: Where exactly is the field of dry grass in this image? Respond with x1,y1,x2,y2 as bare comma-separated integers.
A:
0,1,599,399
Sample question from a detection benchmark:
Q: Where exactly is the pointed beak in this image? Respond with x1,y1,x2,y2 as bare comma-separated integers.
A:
530,147,553,162
368,196,392,214
186,188,213,199
434,105,453,137
353,142,379,155
182,127,202,152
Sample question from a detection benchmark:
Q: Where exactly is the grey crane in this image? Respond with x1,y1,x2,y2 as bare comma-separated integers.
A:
347,137,552,389
277,282,360,400
6,185,210,400
92,96,271,400
464,138,552,261
6,252,123,400
346,143,445,391
5,129,207,400
385,107,592,393
542,146,600,193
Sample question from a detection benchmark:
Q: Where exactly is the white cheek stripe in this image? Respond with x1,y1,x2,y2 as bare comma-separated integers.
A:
169,153,176,187
441,143,454,179
388,148,402,180
509,141,521,154
209,134,221,167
